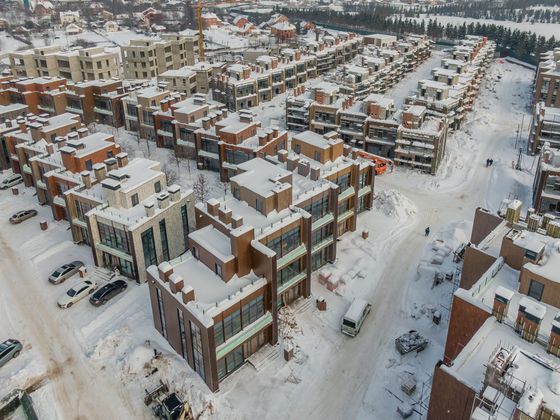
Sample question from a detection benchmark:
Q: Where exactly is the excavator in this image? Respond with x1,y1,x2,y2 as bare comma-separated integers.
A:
355,150,394,175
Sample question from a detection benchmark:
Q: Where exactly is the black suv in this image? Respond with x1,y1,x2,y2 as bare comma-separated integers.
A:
89,279,127,306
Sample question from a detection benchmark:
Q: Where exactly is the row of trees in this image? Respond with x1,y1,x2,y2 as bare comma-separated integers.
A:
411,1,560,24
277,6,560,64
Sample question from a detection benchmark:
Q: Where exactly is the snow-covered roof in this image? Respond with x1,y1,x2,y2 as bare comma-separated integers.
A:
232,158,292,198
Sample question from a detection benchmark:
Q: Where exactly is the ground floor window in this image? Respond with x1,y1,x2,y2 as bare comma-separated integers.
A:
101,252,135,279
80,227,90,245
217,345,244,381
312,247,329,271
278,283,301,309
528,279,544,301
190,321,205,381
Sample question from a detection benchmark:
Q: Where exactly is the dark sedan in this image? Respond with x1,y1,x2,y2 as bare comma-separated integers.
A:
89,279,127,306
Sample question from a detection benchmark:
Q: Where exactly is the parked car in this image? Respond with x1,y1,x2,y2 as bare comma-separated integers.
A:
57,280,97,308
48,261,85,284
341,298,372,337
0,174,23,190
0,339,22,368
9,209,38,224
89,279,127,306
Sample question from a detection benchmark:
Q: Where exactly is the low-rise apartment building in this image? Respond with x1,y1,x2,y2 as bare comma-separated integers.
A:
146,131,374,391
406,36,494,131
533,48,560,107
427,203,560,419
0,103,29,169
122,85,183,140
210,34,362,113
9,46,120,82
532,143,560,215
192,109,288,181
64,79,130,127
528,102,560,155
5,112,83,184
64,157,195,282
121,34,198,80
27,130,121,219
0,76,68,116
394,105,448,175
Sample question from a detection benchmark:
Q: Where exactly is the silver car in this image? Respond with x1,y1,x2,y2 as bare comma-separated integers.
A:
9,209,38,224
48,261,85,285
0,174,23,190
0,339,22,368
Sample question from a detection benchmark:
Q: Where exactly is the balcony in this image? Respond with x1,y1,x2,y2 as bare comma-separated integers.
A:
216,312,273,360
277,244,307,271
94,242,133,262
94,106,112,116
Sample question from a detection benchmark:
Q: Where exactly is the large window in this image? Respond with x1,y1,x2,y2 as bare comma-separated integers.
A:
266,227,301,258
358,172,369,189
156,287,167,338
303,193,330,221
336,173,350,191
225,149,252,165
190,321,205,380
528,280,544,301
177,309,187,358
200,138,219,154
222,309,242,341
279,259,302,287
242,295,265,326
181,205,190,246
159,220,170,261
75,201,95,222
98,222,131,254
217,346,243,381
141,227,157,268
312,223,333,247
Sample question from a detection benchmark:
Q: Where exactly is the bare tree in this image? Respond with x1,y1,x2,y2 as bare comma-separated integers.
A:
193,173,210,203
221,180,229,200
162,164,178,185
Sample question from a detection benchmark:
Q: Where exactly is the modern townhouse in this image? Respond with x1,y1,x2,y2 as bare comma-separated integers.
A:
5,113,83,184
0,103,29,169
532,143,560,215
122,85,176,140
0,76,68,116
427,203,560,419
528,102,560,155
533,48,560,107
64,156,195,282
209,35,358,113
394,105,448,175
363,94,399,158
26,130,121,220
121,34,198,80
9,46,120,82
146,130,374,391
64,79,130,127
406,36,494,131
193,109,288,181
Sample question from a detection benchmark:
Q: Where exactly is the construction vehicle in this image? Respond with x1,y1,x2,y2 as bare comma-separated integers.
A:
144,381,193,420
355,150,394,175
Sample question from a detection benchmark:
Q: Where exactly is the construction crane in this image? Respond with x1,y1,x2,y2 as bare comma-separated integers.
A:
197,0,205,61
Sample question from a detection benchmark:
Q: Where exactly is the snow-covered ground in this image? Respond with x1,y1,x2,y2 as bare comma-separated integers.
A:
0,55,536,419
410,15,560,38
386,50,443,109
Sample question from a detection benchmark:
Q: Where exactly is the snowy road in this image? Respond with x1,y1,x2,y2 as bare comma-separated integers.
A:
283,60,535,419
0,209,138,418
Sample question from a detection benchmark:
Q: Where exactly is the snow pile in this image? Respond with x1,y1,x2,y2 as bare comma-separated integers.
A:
375,189,417,219
88,327,226,419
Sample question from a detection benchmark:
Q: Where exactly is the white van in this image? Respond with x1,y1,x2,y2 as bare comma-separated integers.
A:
0,174,23,190
341,298,372,337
